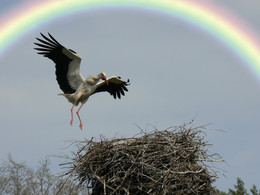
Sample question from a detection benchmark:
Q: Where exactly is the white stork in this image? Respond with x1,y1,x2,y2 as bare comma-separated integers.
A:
34,33,130,130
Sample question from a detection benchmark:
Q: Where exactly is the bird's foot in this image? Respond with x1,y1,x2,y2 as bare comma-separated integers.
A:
79,122,83,130
70,119,73,126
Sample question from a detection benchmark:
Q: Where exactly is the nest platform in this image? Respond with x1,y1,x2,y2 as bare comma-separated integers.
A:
61,124,222,195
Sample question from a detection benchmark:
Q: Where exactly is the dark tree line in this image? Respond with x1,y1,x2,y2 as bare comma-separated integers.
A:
0,155,259,195
212,178,260,195
0,155,87,195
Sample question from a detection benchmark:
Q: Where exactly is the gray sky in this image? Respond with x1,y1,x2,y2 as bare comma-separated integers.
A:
0,0,260,191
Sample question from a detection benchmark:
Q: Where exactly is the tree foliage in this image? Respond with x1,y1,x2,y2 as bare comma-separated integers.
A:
0,154,87,195
212,177,260,195
228,178,248,195
250,185,260,195
0,155,259,194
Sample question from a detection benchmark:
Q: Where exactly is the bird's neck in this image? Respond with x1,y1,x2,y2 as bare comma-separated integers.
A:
85,75,101,86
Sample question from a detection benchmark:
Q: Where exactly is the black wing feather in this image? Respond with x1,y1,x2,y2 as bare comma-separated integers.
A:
94,78,130,99
34,33,76,94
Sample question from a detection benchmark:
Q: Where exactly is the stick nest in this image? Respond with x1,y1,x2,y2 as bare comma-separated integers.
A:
61,124,222,195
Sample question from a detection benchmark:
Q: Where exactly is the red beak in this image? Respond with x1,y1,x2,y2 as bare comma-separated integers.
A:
103,76,108,85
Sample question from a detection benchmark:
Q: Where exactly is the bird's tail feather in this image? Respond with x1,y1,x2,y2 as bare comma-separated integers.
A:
58,93,72,99
58,93,76,105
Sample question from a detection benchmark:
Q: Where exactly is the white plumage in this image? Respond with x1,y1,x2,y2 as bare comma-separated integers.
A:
34,33,130,130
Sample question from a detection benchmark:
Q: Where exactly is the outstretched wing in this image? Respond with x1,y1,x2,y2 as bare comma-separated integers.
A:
34,33,84,94
93,76,130,99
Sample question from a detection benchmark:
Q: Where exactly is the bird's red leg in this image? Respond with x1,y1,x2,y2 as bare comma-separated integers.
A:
70,105,74,126
76,103,85,130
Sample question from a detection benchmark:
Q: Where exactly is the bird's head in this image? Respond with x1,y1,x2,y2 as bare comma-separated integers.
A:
99,72,108,85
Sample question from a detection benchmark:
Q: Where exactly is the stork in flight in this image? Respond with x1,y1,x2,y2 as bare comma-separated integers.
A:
34,33,130,130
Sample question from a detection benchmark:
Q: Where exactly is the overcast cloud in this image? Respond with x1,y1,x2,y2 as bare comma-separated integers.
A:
0,0,260,191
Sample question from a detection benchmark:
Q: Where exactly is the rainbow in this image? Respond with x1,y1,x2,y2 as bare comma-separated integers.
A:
1,0,260,81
